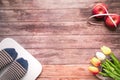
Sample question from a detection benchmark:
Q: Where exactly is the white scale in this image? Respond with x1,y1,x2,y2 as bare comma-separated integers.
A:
0,38,42,80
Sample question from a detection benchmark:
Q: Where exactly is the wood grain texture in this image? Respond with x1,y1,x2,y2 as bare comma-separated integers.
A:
0,35,120,49
0,0,106,9
36,65,98,80
0,0,120,80
0,9,88,22
27,49,120,65
0,22,120,35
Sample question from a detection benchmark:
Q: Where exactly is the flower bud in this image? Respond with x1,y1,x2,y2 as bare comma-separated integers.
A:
90,57,101,67
96,52,106,61
88,66,99,75
101,46,112,55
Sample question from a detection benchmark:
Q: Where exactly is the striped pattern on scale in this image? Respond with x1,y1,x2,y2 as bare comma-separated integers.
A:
0,49,13,69
0,61,27,80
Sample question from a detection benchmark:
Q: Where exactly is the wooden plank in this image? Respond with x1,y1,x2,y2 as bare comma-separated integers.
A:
1,22,120,36
37,77,97,80
0,0,107,9
0,8,120,22
0,35,120,49
0,9,89,22
36,65,98,80
0,0,119,10
28,49,97,64
40,65,94,76
27,49,120,65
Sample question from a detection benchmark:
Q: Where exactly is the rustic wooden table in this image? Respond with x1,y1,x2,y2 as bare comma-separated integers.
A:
0,0,120,80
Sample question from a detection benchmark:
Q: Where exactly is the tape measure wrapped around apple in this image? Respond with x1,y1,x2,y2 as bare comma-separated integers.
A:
88,3,120,29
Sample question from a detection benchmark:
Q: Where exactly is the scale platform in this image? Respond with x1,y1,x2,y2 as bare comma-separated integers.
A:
0,38,42,80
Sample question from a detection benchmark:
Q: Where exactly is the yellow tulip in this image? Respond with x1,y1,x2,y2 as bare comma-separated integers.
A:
101,46,112,55
88,66,99,75
90,57,101,67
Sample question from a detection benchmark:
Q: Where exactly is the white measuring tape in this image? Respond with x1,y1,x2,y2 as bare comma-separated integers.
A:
87,4,117,27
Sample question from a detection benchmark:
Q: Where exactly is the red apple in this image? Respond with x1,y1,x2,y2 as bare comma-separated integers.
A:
105,14,120,28
92,3,108,19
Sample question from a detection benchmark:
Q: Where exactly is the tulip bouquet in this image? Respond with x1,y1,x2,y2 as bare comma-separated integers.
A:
88,46,120,80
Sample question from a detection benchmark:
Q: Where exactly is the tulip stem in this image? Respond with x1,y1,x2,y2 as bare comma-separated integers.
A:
99,72,108,77
110,53,120,69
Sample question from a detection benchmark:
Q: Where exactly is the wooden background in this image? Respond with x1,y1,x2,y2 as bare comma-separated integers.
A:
0,0,120,80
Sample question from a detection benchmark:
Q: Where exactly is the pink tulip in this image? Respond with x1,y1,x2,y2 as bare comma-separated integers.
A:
90,57,101,67
88,66,99,75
